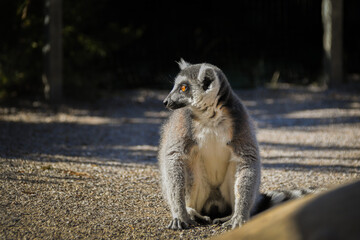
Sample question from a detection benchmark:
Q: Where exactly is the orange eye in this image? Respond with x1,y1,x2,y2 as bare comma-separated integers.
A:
181,85,187,92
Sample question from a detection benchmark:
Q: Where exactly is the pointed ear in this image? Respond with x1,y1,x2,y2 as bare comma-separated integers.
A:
176,58,190,70
198,64,215,91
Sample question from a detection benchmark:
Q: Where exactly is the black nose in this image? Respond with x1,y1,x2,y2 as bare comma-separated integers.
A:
163,100,168,107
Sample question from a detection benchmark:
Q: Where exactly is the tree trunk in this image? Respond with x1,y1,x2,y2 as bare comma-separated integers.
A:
322,0,343,87
43,0,62,102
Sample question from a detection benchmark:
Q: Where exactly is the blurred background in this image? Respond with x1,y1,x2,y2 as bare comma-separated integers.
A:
0,0,359,100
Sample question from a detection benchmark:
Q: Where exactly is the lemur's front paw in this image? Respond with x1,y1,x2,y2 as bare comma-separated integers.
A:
221,217,246,229
167,218,197,230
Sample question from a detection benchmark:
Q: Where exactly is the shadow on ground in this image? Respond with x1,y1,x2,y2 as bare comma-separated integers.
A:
1,86,359,167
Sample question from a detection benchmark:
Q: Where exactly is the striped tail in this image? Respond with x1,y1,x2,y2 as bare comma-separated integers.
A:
251,188,317,216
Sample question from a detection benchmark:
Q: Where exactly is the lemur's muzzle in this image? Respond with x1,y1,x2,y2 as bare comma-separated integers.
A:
163,96,186,110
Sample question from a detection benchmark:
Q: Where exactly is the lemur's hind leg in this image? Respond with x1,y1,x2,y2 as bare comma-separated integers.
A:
186,156,212,223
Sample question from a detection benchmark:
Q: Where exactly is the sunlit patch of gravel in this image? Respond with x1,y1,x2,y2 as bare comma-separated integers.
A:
1,85,359,239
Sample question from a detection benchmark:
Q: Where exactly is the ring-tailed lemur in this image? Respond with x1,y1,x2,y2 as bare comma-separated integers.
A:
158,59,313,230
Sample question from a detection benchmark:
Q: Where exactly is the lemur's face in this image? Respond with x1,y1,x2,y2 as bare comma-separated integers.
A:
163,62,220,110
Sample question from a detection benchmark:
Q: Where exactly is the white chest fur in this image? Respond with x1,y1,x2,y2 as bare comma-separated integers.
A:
192,114,232,187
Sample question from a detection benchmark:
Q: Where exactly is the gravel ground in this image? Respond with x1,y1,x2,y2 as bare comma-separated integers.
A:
1,86,360,239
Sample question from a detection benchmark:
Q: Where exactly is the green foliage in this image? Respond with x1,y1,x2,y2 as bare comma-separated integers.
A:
0,0,43,98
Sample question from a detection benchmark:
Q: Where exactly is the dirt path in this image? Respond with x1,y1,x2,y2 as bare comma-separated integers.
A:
1,86,360,239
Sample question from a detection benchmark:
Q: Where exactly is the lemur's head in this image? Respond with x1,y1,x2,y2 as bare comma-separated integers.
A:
163,59,223,111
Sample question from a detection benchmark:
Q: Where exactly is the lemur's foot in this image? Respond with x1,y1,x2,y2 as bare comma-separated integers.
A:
213,215,232,225
167,218,197,230
221,216,246,229
187,207,211,223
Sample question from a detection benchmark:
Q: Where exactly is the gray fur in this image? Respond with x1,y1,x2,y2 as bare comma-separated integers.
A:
159,60,261,230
